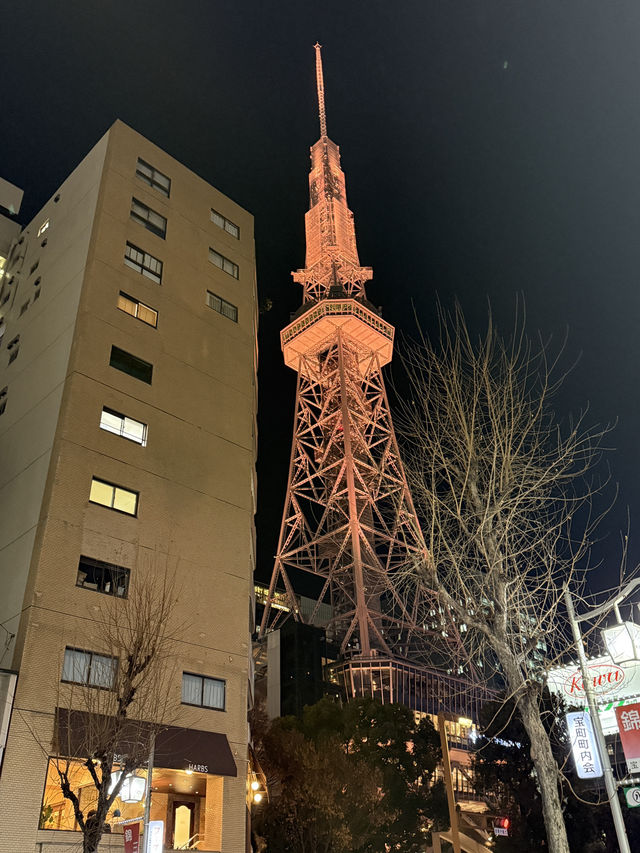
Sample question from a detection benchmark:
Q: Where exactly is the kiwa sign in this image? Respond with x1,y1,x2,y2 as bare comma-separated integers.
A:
548,656,640,736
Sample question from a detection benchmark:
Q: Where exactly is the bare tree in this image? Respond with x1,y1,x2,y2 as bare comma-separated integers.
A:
396,303,612,853
44,568,181,853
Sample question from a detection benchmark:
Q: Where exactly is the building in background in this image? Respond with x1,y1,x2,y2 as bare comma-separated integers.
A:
0,121,257,853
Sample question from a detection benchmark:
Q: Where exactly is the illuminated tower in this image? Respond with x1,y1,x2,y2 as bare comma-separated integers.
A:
261,46,462,708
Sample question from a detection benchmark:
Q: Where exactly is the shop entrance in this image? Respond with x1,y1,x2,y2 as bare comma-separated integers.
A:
172,800,195,849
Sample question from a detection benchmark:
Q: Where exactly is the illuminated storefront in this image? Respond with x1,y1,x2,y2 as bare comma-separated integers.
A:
40,711,237,851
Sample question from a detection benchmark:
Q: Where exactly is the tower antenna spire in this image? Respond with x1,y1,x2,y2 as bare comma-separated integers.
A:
314,42,327,138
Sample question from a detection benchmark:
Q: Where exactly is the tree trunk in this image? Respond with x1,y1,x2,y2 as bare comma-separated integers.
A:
518,690,570,853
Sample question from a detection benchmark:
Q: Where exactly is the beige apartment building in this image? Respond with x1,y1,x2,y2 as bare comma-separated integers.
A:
0,121,258,852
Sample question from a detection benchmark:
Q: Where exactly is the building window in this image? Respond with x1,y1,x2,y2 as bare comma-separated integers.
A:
130,198,167,239
181,672,225,710
89,477,138,516
7,335,19,365
211,209,239,239
109,346,153,384
76,555,130,597
206,290,238,323
37,219,50,237
117,292,158,328
209,248,238,279
136,158,171,197
124,242,163,283
19,300,29,316
100,407,147,445
0,388,6,417
30,260,39,275
62,647,117,688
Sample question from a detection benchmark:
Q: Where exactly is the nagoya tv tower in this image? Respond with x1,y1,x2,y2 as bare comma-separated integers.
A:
261,46,457,707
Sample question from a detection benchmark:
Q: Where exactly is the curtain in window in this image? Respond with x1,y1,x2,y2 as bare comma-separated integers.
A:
62,649,90,683
182,673,202,705
203,678,225,710
90,654,117,688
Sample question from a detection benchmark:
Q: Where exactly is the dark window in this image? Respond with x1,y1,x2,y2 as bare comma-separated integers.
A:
130,198,166,239
109,346,153,384
181,672,225,710
33,289,41,302
136,158,171,197
7,335,19,365
19,300,29,316
62,647,117,688
206,290,238,323
76,555,130,598
30,261,39,275
124,241,163,283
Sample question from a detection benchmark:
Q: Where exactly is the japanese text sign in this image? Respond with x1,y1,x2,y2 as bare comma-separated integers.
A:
566,710,603,779
123,822,140,853
616,702,640,773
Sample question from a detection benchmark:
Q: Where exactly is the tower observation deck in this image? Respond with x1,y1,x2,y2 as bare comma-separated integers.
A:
261,46,477,714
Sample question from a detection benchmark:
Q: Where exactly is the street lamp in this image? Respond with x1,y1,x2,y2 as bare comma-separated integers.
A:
108,771,147,803
602,618,640,666
563,578,640,853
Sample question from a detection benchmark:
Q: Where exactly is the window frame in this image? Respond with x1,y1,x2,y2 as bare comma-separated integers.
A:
136,158,171,198
61,646,118,689
209,248,239,279
99,406,148,445
89,477,139,516
130,198,167,240
181,672,226,711
117,291,158,328
210,209,240,239
124,241,163,284
206,290,238,323
76,555,130,598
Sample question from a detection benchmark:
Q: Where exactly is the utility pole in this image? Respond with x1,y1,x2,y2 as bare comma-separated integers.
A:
438,711,461,853
564,588,631,853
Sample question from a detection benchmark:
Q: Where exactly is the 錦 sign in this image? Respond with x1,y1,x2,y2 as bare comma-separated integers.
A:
616,702,640,773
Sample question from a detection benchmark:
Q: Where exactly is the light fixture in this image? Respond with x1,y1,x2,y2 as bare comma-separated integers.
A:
186,769,194,775
602,621,640,665
251,780,260,791
253,792,263,803
108,771,147,803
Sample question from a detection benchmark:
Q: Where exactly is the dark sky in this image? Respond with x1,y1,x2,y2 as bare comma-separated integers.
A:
3,1,640,593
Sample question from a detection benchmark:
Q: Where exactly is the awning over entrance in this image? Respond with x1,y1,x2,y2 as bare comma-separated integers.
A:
54,708,237,778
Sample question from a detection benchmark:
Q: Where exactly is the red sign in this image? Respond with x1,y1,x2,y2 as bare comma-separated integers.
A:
616,702,640,773
564,663,625,698
123,822,140,853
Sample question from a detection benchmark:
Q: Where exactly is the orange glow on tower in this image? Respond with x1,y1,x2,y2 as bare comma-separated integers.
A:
261,45,449,668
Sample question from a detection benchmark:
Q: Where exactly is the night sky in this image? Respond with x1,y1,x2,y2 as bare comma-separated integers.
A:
3,1,640,594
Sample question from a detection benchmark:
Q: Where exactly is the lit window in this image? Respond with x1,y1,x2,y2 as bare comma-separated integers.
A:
37,219,50,237
76,555,130,598
209,248,238,279
206,290,238,323
109,346,153,384
130,198,166,239
136,158,171,197
181,672,225,710
89,477,138,516
210,209,239,239
62,647,117,688
124,242,163,283
117,292,158,328
100,407,147,445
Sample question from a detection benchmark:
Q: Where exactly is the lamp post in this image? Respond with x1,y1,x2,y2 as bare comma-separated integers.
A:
564,578,640,853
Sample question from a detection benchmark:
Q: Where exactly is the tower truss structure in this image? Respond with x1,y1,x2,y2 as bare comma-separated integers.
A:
261,45,461,676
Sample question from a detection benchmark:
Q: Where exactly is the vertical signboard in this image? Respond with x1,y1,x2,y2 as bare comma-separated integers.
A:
566,710,603,779
146,820,164,853
123,822,140,853
615,702,640,773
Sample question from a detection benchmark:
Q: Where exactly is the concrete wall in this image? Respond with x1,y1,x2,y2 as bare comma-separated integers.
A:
0,121,257,853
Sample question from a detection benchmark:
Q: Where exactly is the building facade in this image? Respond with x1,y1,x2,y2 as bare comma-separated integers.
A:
0,121,257,852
